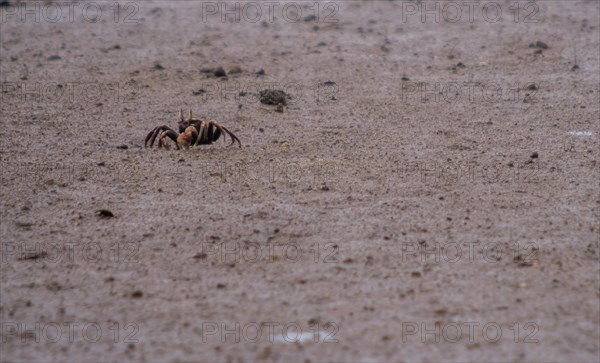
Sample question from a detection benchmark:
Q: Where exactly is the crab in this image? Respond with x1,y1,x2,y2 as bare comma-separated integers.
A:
145,110,241,150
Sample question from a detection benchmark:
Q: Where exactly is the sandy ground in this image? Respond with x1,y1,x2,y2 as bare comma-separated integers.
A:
0,1,599,362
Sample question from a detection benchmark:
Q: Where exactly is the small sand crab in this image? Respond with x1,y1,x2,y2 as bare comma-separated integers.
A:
145,110,241,150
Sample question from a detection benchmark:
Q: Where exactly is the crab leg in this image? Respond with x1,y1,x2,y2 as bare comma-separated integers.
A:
193,121,208,147
208,122,228,147
144,128,160,147
220,125,242,147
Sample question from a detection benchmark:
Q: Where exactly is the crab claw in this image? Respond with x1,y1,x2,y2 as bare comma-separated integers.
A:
146,125,178,148
177,126,198,150
157,131,171,150
156,128,179,150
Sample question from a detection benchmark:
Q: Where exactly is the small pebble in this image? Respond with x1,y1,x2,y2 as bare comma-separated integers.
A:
96,209,114,218
213,66,227,78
